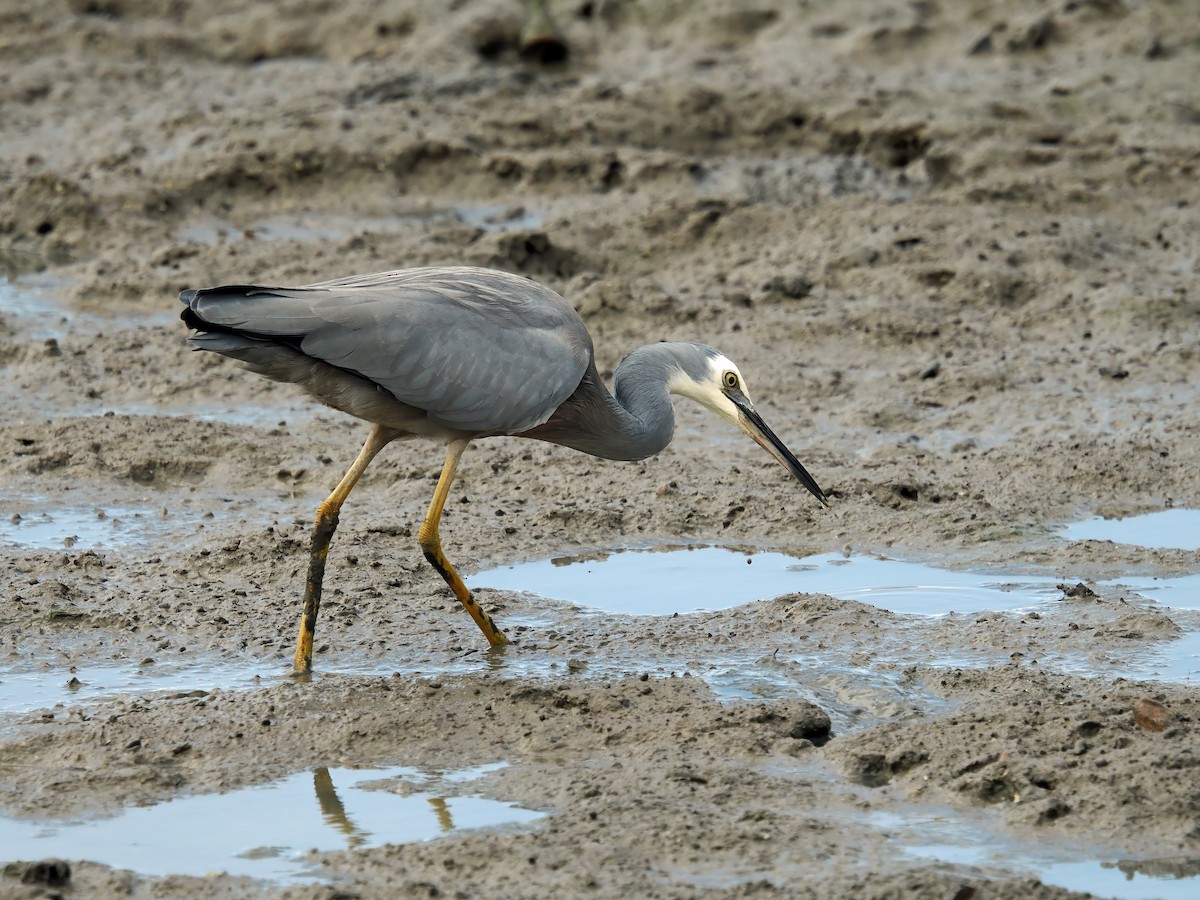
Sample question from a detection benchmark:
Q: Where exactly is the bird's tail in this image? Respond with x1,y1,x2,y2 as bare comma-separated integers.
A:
179,286,311,382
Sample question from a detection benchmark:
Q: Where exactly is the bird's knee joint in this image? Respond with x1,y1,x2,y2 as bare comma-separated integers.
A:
417,525,437,554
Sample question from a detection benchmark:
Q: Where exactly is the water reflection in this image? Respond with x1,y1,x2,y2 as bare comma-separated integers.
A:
313,766,366,849
312,766,461,848
0,763,540,881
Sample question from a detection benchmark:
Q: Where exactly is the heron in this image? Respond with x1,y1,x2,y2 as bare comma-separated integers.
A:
180,266,827,672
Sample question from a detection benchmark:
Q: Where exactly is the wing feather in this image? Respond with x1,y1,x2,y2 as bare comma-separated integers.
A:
182,267,591,434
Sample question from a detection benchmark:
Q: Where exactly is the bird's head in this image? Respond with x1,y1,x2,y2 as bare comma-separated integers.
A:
668,347,828,508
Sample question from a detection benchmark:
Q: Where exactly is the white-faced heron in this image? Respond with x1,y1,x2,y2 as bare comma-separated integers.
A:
180,266,827,672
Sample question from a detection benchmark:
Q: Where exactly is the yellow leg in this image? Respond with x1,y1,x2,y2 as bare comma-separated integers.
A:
294,424,397,673
418,440,509,647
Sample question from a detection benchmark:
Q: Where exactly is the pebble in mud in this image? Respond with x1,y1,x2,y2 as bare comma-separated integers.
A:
15,858,70,887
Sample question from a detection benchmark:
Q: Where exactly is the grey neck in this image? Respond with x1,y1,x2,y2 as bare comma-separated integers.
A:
529,343,700,462
605,343,685,459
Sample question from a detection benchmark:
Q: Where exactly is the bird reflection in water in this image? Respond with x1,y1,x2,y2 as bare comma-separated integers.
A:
312,767,455,848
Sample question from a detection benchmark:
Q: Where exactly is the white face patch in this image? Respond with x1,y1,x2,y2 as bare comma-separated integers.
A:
668,352,749,426
706,353,751,405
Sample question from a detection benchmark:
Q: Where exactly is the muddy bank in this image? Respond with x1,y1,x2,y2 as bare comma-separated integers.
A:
2,0,1200,897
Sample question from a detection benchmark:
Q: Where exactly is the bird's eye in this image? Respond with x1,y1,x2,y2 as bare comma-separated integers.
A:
723,371,739,389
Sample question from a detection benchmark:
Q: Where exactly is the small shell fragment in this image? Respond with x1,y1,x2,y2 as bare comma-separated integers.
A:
1133,698,1172,732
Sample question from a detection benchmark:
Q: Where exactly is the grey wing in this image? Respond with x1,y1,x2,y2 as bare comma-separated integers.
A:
183,267,592,434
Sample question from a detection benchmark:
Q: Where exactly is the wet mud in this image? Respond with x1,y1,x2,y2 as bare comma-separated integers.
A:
2,1,1200,897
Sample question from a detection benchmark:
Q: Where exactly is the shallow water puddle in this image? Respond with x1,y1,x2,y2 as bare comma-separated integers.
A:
1038,858,1200,900
472,547,1200,683
0,763,541,882
0,276,72,338
1103,629,1200,683
0,492,289,552
471,547,1063,617
872,809,1200,900
1063,509,1200,550
0,504,175,550
0,275,177,339
706,659,947,731
452,203,543,232
0,658,281,717
186,397,321,426
1112,572,1200,611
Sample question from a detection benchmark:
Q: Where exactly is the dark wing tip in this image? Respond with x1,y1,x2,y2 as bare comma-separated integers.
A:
179,288,201,326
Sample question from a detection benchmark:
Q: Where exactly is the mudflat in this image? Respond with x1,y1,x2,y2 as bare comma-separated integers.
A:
2,1,1199,897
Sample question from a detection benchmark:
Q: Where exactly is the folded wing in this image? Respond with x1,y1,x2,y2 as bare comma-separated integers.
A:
181,266,592,435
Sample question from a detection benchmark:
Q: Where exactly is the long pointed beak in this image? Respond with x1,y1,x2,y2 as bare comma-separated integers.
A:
729,392,828,508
